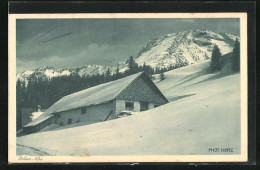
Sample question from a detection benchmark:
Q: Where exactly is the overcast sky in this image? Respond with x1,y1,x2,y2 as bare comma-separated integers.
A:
16,18,240,73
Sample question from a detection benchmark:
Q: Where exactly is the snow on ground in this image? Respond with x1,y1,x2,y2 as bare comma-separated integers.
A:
211,39,233,55
17,60,241,156
17,144,54,156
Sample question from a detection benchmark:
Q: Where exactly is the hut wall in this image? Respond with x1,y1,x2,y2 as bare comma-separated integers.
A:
115,100,156,114
24,116,55,134
148,103,154,109
134,101,141,112
115,100,125,115
56,101,114,126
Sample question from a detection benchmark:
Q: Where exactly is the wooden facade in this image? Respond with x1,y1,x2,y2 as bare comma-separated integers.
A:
117,73,168,105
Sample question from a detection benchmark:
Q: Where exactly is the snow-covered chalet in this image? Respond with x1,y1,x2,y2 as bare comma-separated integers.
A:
23,72,169,133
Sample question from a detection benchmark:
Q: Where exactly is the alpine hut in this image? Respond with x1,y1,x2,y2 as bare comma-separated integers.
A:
23,72,169,133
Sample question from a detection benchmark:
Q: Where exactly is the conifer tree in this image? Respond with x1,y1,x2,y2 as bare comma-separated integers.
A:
114,64,121,80
126,56,138,74
115,65,120,75
142,62,147,73
105,68,111,82
126,56,134,70
232,38,240,72
106,68,111,76
210,45,222,72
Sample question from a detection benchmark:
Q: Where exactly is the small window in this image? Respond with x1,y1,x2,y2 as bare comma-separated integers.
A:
125,101,134,110
68,118,72,125
81,107,86,114
56,113,60,118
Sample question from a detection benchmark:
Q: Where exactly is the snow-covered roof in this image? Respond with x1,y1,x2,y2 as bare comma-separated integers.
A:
24,114,54,127
24,72,144,127
30,111,44,121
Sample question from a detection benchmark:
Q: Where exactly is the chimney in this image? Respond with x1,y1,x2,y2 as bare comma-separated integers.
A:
37,105,41,112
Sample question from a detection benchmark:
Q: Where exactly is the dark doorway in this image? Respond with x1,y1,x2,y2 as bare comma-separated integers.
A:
125,101,134,110
68,118,72,125
140,102,148,111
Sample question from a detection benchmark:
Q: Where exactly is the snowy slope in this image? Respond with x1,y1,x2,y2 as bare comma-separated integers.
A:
17,61,241,156
136,29,239,68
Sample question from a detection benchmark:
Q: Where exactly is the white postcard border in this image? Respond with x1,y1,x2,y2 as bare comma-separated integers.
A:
8,13,248,163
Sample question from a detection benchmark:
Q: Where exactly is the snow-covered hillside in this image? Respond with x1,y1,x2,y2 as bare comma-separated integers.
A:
17,61,241,156
136,29,239,68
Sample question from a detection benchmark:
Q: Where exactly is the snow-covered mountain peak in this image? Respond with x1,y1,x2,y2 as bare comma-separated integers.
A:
136,29,239,69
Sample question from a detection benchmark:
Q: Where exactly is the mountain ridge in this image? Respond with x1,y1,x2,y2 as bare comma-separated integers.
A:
135,29,239,68
17,29,239,83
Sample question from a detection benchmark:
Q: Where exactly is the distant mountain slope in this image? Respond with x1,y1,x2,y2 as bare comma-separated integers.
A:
17,29,239,82
136,29,239,68
16,65,109,83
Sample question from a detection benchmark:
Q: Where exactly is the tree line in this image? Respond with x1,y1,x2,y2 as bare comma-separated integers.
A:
16,56,183,111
